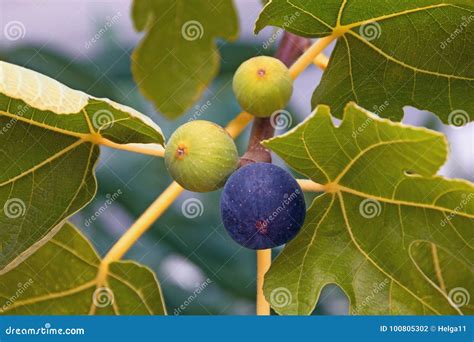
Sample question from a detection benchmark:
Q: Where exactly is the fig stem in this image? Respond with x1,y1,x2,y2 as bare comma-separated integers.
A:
256,249,272,315
297,179,326,192
97,137,165,157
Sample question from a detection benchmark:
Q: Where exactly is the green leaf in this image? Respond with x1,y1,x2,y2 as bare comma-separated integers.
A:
0,61,164,273
131,0,239,119
262,103,474,315
255,0,474,124
0,222,166,315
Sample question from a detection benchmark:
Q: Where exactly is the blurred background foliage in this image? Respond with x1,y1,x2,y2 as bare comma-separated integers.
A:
0,0,471,315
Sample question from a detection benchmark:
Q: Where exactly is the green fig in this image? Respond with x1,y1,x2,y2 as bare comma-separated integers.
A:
232,56,293,117
165,120,239,192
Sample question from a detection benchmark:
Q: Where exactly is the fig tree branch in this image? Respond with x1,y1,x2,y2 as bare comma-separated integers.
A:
97,36,336,287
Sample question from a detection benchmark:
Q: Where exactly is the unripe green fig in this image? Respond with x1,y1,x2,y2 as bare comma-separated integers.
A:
233,56,293,117
165,120,239,192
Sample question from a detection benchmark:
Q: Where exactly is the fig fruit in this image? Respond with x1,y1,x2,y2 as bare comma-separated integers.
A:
220,163,306,249
165,120,239,192
232,56,293,117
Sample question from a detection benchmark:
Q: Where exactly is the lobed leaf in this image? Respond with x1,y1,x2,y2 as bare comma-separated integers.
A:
0,222,166,315
131,0,239,119
262,103,474,315
0,61,164,273
255,0,474,124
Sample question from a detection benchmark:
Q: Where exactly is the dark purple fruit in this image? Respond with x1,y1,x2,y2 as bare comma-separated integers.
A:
220,163,306,249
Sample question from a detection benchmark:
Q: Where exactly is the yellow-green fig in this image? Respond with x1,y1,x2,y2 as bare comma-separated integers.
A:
233,56,293,117
165,120,239,192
